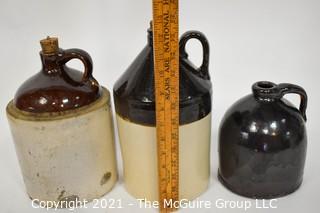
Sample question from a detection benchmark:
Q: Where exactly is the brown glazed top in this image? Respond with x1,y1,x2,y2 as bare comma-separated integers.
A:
113,28,212,126
14,37,101,113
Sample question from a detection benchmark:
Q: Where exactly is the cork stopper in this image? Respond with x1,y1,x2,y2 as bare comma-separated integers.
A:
40,36,59,54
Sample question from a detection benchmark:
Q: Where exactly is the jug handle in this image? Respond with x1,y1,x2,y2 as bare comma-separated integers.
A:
179,31,210,80
58,48,97,85
277,83,308,121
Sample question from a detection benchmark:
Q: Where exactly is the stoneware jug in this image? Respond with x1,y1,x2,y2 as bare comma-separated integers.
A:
218,81,308,198
6,37,117,206
114,26,212,201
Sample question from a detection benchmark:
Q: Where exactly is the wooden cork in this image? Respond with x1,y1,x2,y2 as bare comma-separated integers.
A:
40,36,59,54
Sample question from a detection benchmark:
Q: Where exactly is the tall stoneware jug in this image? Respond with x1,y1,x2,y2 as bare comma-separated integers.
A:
114,27,212,201
6,37,117,206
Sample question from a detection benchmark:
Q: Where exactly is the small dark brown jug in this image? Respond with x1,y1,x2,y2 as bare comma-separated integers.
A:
218,81,308,199
14,37,100,113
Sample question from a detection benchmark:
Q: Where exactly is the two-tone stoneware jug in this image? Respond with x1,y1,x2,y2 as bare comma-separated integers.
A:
6,37,117,206
114,26,212,201
219,81,308,198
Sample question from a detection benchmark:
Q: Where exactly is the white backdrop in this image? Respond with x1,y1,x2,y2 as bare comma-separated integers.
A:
0,0,319,212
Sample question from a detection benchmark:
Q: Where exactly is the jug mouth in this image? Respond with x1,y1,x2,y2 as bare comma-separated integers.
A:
252,81,279,101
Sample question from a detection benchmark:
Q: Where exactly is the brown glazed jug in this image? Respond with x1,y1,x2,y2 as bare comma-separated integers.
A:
6,37,117,206
219,81,308,198
114,26,212,201
14,37,101,113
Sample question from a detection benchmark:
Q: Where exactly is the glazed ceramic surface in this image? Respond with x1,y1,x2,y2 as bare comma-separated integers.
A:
114,27,212,201
117,113,211,201
7,88,117,203
218,81,308,199
15,37,100,113
114,29,211,126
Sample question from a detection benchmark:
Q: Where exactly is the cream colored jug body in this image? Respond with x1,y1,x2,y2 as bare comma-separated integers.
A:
6,88,117,204
117,113,211,201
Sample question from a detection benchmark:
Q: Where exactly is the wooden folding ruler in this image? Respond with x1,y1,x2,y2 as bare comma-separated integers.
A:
152,0,179,212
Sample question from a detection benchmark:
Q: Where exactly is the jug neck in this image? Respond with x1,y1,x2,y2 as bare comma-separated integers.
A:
147,27,153,47
252,81,280,102
40,51,64,75
39,36,63,75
